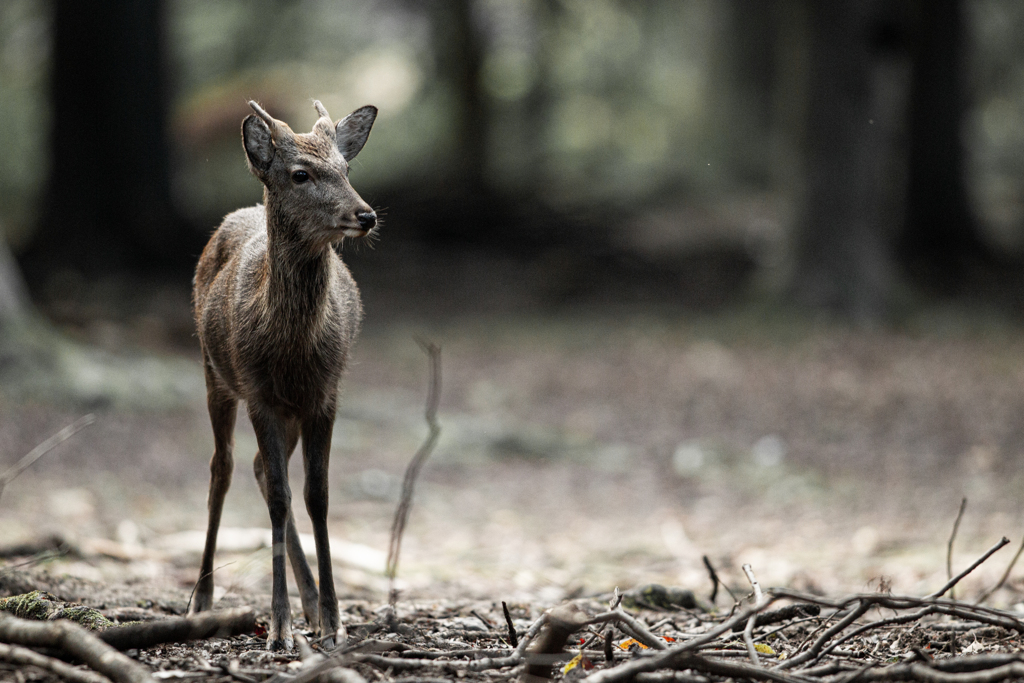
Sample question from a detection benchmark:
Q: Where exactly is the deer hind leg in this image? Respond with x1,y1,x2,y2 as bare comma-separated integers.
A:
254,418,321,634
302,409,343,649
249,405,296,651
191,370,237,614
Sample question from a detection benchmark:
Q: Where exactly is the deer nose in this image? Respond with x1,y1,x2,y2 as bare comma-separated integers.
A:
357,211,376,230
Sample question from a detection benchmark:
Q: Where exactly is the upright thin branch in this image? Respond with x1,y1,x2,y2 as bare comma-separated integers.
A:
386,340,442,608
742,564,762,665
947,497,968,601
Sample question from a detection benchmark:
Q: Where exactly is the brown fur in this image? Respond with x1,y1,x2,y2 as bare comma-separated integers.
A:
190,100,377,651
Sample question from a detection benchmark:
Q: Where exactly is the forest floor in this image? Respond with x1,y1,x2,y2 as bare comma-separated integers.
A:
5,278,1024,680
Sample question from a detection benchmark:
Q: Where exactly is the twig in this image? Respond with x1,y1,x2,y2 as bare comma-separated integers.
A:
851,660,1024,683
0,611,153,683
975,534,1024,605
586,610,668,651
184,560,237,614
584,597,780,683
295,633,326,670
609,587,623,611
947,497,968,601
702,556,738,604
731,604,822,632
742,564,762,665
502,601,518,647
0,414,95,502
926,537,1009,600
386,340,442,608
775,601,872,670
471,609,493,630
672,653,814,683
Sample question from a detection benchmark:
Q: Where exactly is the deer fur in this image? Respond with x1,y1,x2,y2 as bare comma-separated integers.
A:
190,99,377,651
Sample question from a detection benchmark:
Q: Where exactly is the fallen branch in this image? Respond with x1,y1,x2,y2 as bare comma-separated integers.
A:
731,603,821,632
0,611,153,683
98,607,255,651
586,610,668,651
0,641,110,683
584,597,779,683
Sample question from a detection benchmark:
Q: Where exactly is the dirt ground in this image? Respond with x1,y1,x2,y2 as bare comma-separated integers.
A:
5,285,1024,678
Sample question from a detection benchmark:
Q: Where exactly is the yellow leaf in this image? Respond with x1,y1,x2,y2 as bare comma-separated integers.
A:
754,643,775,655
562,653,582,674
617,639,649,650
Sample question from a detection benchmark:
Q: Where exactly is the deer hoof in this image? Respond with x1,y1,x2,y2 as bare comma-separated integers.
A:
266,633,294,651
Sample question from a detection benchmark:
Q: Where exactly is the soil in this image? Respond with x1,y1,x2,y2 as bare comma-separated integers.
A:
5,275,1024,680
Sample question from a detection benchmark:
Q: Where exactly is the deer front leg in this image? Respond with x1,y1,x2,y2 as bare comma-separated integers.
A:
191,379,237,614
249,406,295,651
302,411,343,649
253,421,321,634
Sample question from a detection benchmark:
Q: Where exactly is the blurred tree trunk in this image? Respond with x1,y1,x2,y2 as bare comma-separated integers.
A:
0,234,28,323
788,1,912,322
431,0,488,200
898,0,990,290
717,1,778,188
20,0,189,284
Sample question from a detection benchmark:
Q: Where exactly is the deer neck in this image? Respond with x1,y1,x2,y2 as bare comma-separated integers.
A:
262,200,334,324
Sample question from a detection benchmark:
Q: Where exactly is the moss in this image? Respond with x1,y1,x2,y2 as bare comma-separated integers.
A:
0,590,115,629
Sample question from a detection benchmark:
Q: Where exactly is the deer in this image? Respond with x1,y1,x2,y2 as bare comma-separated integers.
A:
190,99,378,651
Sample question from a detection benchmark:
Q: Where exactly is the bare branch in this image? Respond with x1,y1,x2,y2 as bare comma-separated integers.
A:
387,340,442,609
0,641,110,683
946,497,968,601
742,563,762,665
502,601,518,647
99,607,255,651
0,611,153,683
0,414,95,502
927,536,1009,600
975,534,1024,606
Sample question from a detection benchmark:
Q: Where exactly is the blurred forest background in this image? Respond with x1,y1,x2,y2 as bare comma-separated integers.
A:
6,0,1024,602
3,0,1024,334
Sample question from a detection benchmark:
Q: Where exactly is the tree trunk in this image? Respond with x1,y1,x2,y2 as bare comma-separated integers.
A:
20,0,190,284
788,1,912,322
0,234,28,322
899,0,989,290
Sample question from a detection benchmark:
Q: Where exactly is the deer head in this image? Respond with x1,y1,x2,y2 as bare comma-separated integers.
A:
242,100,378,247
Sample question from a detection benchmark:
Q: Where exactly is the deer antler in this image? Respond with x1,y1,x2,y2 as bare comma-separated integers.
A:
313,100,331,121
248,101,287,139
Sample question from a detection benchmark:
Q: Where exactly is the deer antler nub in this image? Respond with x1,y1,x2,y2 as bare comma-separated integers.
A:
313,100,331,121
248,100,285,138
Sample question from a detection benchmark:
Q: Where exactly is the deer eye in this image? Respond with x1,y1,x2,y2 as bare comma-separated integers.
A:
291,170,309,184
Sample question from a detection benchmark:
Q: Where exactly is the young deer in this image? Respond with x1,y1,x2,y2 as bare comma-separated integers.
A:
190,100,377,651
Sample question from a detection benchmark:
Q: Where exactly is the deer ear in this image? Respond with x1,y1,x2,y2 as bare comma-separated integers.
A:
242,115,275,174
335,105,377,161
